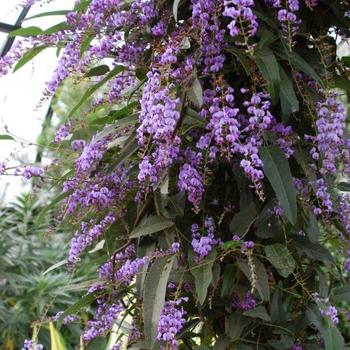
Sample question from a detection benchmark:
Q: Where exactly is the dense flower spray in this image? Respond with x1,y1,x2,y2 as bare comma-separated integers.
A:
3,0,350,349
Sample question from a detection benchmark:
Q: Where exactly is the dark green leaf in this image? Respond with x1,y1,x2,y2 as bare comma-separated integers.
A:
227,48,251,76
0,134,15,140
306,211,320,243
13,46,47,72
9,26,43,37
221,264,236,296
243,305,271,322
130,216,174,238
338,182,350,192
35,190,72,226
260,146,297,225
57,292,99,329
255,47,281,104
279,66,299,121
189,250,216,305
237,258,270,301
228,312,251,340
143,256,175,348
293,236,334,265
108,133,139,171
265,244,295,278
332,283,350,302
85,65,110,77
44,22,70,35
24,10,69,21
306,306,344,350
270,282,285,324
69,65,125,117
229,202,257,236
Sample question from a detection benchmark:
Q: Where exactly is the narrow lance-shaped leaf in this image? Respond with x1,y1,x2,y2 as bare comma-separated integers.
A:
255,47,281,104
49,322,67,350
0,134,15,140
13,46,48,72
143,255,175,348
131,216,174,238
69,65,125,117
260,146,297,224
189,250,217,305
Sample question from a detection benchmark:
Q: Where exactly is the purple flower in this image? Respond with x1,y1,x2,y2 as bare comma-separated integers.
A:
157,298,188,349
23,166,44,179
22,340,43,350
313,293,339,325
83,302,123,341
223,0,258,44
71,139,86,152
54,122,71,143
191,217,220,261
233,292,256,311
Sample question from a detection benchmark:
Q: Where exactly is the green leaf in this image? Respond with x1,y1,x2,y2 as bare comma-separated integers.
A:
173,0,181,22
258,29,276,49
293,236,334,265
13,46,47,72
255,47,281,104
130,216,174,238
229,202,257,236
85,65,110,77
306,306,344,350
270,282,285,324
57,292,100,329
306,211,320,243
221,240,242,251
237,258,270,301
260,146,297,225
265,244,295,278
227,48,251,76
9,26,43,37
332,283,350,303
221,264,236,296
228,312,251,340
279,66,299,121
24,10,70,21
35,190,72,226
189,250,217,305
0,134,15,140
42,259,67,276
188,78,203,108
243,305,271,322
44,22,70,35
49,322,67,350
338,182,350,191
136,241,156,297
143,256,175,349
69,65,125,117
108,133,139,171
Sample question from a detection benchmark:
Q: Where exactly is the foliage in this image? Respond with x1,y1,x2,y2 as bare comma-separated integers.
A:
1,1,350,350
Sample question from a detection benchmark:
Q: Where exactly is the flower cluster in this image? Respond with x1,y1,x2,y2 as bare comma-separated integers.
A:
266,0,301,48
68,213,116,266
191,217,220,261
313,293,339,325
157,298,188,349
23,166,44,180
54,122,71,143
223,0,258,45
83,302,123,341
22,340,43,350
232,291,257,311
